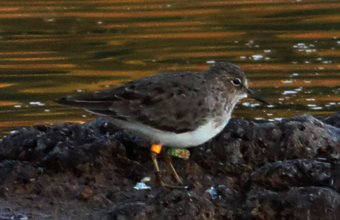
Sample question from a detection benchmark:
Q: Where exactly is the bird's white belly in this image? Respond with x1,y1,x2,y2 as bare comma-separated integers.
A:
113,114,231,147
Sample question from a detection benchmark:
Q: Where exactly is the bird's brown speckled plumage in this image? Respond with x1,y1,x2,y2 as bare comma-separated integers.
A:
58,62,248,134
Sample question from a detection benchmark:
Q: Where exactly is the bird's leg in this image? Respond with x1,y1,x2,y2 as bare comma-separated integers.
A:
150,144,187,189
164,154,183,184
150,144,167,187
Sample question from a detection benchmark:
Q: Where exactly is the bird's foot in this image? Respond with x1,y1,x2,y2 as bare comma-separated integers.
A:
155,171,188,190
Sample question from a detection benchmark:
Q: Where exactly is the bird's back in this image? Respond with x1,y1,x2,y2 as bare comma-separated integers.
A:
57,70,219,133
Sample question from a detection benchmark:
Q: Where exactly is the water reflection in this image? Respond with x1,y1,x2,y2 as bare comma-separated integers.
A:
0,0,339,135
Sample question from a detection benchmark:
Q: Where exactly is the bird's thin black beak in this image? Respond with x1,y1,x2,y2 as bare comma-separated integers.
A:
247,89,269,105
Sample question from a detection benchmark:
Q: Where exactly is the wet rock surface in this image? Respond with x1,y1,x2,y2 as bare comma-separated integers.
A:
0,112,339,220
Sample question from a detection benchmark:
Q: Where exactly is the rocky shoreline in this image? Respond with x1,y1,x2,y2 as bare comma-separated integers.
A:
0,112,339,220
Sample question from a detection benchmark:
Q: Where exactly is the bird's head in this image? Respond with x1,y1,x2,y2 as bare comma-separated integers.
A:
209,61,269,105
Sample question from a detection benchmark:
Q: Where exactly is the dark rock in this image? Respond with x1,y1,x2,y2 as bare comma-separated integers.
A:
321,112,340,128
0,127,41,160
245,187,340,220
192,113,340,176
0,212,30,220
0,112,338,219
250,159,334,190
105,202,146,220
0,160,37,185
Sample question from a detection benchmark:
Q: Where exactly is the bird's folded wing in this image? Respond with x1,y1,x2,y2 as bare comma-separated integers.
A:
59,72,211,133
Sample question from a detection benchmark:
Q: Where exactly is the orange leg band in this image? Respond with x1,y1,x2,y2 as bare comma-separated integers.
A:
151,144,163,154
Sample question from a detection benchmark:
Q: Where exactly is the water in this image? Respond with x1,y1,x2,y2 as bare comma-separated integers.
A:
0,0,339,135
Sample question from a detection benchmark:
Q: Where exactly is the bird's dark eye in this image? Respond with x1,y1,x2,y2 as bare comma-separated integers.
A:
231,78,242,86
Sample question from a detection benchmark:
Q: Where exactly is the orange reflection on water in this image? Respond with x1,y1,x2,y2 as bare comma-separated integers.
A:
304,15,340,24
237,2,340,13
0,51,57,56
0,83,16,88
0,119,87,130
70,69,154,78
0,101,18,107
114,31,245,39
2,57,67,62
0,7,19,12
103,21,207,29
61,9,220,18
0,63,76,69
242,64,340,72
251,79,340,88
316,96,340,102
316,50,340,57
158,50,259,59
278,31,340,40
0,7,217,20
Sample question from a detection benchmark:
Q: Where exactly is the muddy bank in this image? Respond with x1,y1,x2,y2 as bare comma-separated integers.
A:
0,112,339,220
